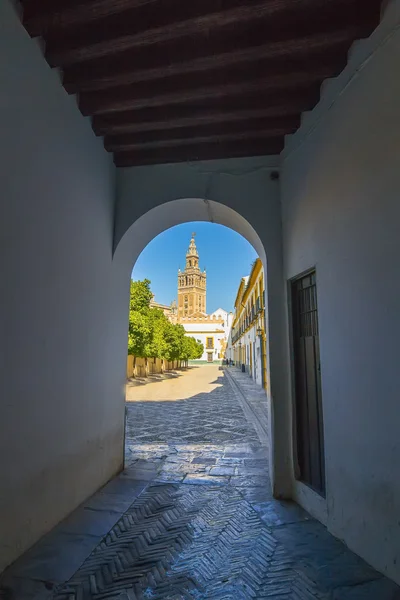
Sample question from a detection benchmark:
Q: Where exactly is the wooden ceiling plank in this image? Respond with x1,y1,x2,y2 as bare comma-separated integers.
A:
114,139,284,167
63,28,360,94
19,0,382,166
108,129,290,152
43,0,378,67
80,65,339,116
22,0,157,37
104,118,300,151
92,90,319,135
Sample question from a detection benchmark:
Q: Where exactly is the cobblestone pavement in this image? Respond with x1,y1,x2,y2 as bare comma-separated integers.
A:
125,366,262,446
124,365,270,501
2,367,399,600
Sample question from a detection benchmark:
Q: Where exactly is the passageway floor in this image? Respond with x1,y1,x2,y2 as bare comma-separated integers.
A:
1,366,399,599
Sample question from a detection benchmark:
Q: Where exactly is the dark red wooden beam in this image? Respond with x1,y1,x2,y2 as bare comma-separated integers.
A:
62,29,357,94
44,0,287,66
42,0,380,68
80,65,338,116
104,117,299,152
92,89,320,136
22,0,156,37
22,0,381,41
18,0,382,167
108,129,287,153
114,138,284,167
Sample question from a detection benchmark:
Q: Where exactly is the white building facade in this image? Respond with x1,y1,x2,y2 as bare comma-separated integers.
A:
227,259,267,387
180,314,227,362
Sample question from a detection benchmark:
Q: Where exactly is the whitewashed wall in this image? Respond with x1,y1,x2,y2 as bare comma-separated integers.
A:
183,331,224,362
0,0,127,573
281,1,400,583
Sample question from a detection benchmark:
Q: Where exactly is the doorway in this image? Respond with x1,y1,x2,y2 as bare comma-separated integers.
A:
291,269,325,496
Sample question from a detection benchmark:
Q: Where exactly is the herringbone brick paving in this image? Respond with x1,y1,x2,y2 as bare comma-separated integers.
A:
3,366,399,600
53,483,326,600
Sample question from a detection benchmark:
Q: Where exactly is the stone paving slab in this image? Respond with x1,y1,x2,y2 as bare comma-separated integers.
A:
125,366,261,448
46,481,399,600
0,469,154,599
332,578,400,599
223,366,269,445
2,365,399,599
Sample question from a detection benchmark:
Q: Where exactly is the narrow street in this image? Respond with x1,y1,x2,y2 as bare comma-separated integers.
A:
2,367,398,599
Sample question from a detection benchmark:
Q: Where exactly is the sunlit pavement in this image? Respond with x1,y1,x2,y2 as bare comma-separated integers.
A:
2,366,399,599
125,365,269,493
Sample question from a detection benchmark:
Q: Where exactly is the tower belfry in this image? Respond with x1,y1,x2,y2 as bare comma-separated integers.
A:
178,233,206,319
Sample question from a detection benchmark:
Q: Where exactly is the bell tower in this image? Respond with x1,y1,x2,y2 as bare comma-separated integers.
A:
178,233,207,319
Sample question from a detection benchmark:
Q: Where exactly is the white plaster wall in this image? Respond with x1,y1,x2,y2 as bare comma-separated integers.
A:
240,325,264,387
255,336,264,387
0,0,127,572
210,309,228,319
226,336,233,361
182,331,224,362
210,309,232,339
180,322,223,332
281,3,400,583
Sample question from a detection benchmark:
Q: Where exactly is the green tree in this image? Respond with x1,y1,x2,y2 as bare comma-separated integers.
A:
129,279,152,313
163,322,186,362
128,279,204,365
128,279,154,357
180,336,193,362
182,336,204,360
191,337,204,359
143,308,169,359
128,310,152,357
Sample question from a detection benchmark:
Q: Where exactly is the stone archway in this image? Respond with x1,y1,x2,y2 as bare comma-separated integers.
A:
113,186,292,499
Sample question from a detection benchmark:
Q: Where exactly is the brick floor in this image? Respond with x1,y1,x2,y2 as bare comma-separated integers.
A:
1,366,399,599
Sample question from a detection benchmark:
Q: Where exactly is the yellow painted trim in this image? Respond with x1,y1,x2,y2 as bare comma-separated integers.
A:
232,263,264,329
242,259,262,305
233,278,247,310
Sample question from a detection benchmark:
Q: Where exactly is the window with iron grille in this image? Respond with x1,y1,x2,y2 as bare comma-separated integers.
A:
291,269,325,496
206,337,214,349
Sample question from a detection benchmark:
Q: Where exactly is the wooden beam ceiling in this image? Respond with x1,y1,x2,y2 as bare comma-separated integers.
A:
104,115,300,150
19,0,382,166
61,29,357,94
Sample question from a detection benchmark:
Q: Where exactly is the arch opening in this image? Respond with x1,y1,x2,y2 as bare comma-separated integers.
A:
114,198,267,269
115,198,286,497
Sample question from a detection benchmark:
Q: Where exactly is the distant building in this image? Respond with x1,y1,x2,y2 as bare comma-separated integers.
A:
177,232,206,319
226,258,267,387
180,309,233,362
150,296,178,324
177,234,232,362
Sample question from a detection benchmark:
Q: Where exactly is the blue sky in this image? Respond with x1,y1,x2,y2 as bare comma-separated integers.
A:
132,222,258,313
